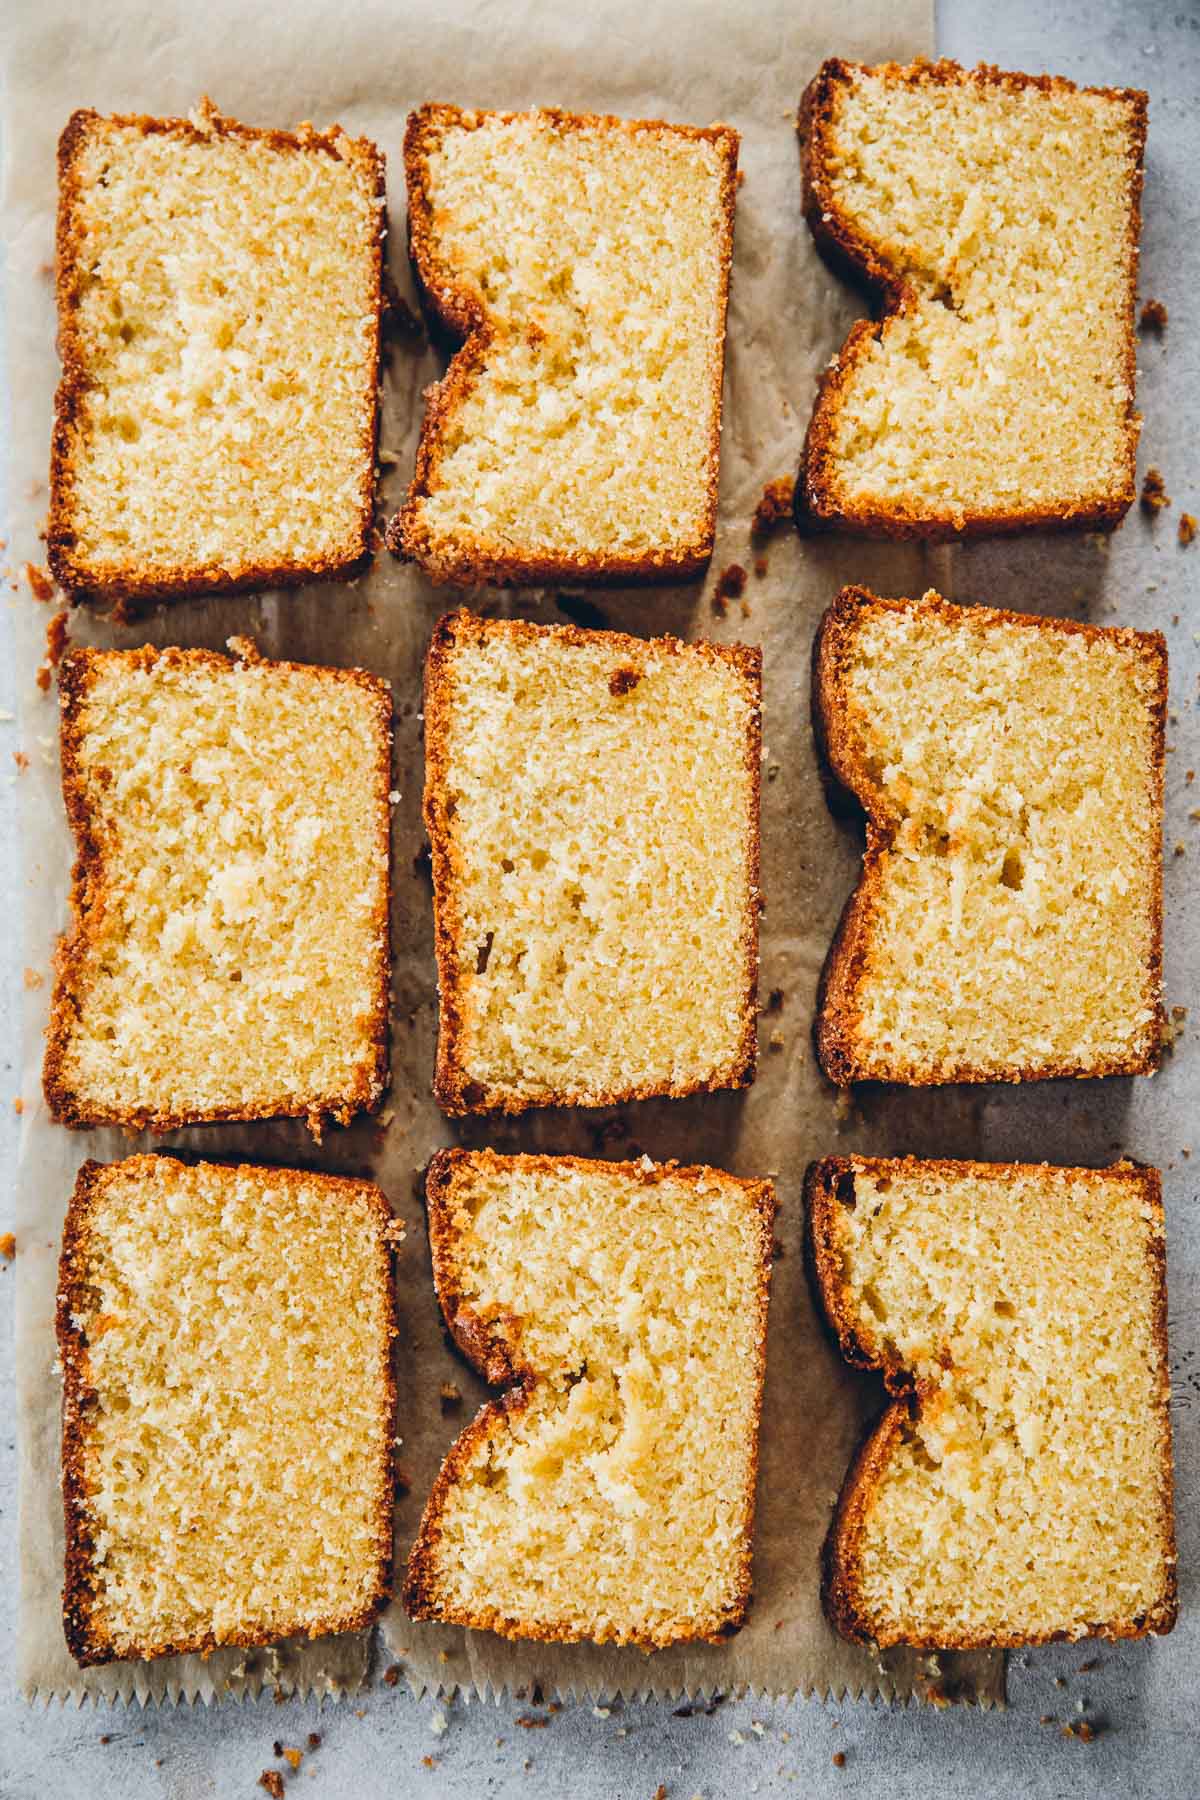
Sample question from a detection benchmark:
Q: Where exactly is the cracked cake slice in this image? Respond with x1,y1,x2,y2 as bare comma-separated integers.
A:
44,641,391,1133
50,101,385,602
814,586,1165,1085
796,60,1146,537
404,1149,774,1647
423,610,761,1113
808,1155,1177,1648
59,1155,400,1665
390,105,738,585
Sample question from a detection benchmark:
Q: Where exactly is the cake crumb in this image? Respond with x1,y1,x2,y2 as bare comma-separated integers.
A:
1141,467,1170,513
751,476,795,536
1179,512,1196,546
13,751,29,772
44,608,70,670
712,563,747,616
439,1382,463,1412
258,1775,284,1800
382,1663,402,1686
1138,298,1168,333
281,1748,302,1771
832,1750,847,1768
23,967,43,989
0,1235,15,1259
23,561,56,602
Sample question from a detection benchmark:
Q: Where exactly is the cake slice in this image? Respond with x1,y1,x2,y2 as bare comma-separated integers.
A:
389,106,739,585
814,587,1165,1084
44,641,391,1132
405,1150,774,1647
796,60,1146,537
59,1155,401,1665
807,1156,1177,1648
424,611,761,1113
50,101,384,602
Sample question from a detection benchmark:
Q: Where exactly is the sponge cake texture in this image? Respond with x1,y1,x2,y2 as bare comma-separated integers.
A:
44,641,392,1133
49,101,385,602
59,1154,399,1665
391,106,738,585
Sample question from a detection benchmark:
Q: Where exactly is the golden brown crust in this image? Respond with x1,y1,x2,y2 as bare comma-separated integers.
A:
805,1155,1178,1650
404,1149,775,1647
58,1154,398,1666
389,105,739,587
794,59,1147,540
423,610,761,1115
812,585,1166,1086
42,642,392,1133
49,103,386,605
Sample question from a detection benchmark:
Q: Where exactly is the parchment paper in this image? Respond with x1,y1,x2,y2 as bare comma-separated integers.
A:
2,0,1004,1706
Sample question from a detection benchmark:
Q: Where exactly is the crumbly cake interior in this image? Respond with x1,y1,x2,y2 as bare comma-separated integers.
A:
54,652,388,1121
421,1159,769,1644
67,1159,393,1656
837,599,1160,1076
59,114,379,582
830,1163,1173,1642
816,70,1141,523
411,113,732,563
434,626,757,1105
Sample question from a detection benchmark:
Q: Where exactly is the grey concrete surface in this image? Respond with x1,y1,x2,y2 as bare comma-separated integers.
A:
2,1,1198,1795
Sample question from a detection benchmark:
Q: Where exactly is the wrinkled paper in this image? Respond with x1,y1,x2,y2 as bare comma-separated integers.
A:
3,0,1004,1704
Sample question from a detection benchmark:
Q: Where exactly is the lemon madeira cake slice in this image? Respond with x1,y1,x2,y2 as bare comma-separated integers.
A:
814,587,1165,1085
796,60,1147,537
59,1155,400,1664
424,611,761,1113
404,1150,774,1647
44,642,391,1132
49,101,384,602
389,105,738,585
807,1156,1177,1648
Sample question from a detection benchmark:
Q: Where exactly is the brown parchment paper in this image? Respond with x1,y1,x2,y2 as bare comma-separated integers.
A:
3,0,1004,1706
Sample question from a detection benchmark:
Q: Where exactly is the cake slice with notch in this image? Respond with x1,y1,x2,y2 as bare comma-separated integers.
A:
405,1149,774,1648
814,586,1165,1085
390,105,738,585
807,1155,1177,1648
796,60,1146,538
